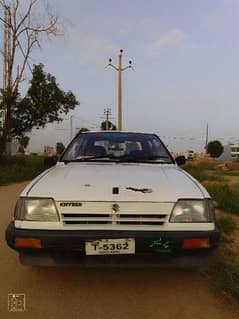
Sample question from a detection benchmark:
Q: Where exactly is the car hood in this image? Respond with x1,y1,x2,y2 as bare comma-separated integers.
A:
22,163,209,202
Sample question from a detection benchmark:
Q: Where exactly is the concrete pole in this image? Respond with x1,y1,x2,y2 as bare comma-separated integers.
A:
118,51,123,130
106,109,109,130
106,49,132,131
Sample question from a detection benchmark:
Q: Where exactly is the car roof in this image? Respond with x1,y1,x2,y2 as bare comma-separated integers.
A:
79,131,159,135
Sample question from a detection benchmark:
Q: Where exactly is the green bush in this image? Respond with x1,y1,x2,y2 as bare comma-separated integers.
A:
207,140,224,158
0,155,46,185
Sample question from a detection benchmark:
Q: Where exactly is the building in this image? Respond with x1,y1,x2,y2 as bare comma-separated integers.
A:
171,150,210,161
11,139,19,155
230,143,239,161
187,150,195,161
218,144,232,161
44,145,55,157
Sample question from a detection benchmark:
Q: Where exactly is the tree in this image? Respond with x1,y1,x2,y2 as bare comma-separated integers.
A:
0,64,78,155
56,142,65,155
207,140,224,158
0,0,59,92
10,64,79,137
78,128,89,134
0,0,60,154
18,145,25,154
17,135,30,154
18,135,30,149
101,121,117,131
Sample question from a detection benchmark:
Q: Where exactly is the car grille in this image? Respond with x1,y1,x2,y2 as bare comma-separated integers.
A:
59,202,171,228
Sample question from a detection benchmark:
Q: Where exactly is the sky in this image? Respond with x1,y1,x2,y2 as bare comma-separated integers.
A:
1,0,239,152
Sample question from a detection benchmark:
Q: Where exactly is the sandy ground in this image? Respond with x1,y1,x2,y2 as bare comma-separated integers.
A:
0,182,238,319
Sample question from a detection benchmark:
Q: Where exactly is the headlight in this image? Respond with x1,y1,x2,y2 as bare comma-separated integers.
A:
170,199,215,223
14,198,59,222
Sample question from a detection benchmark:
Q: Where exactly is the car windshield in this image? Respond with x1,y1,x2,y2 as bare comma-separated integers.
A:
61,132,174,164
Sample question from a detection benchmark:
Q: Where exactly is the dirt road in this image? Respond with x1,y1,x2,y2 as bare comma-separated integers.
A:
0,182,238,319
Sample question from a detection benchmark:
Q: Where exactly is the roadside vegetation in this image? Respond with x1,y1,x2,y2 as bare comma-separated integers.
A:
0,155,45,185
207,252,239,300
216,214,235,237
206,184,239,216
183,161,239,216
184,160,239,301
184,166,225,183
206,213,239,301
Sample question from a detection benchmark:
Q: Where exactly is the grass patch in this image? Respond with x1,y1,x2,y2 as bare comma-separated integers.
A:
207,255,239,300
186,161,217,171
184,161,239,181
0,155,46,185
183,165,225,182
205,212,239,301
216,170,239,177
216,215,236,235
183,166,209,182
184,161,239,215
205,183,239,215
204,174,225,182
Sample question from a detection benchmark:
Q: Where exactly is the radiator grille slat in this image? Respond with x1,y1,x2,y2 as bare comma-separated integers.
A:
59,202,170,227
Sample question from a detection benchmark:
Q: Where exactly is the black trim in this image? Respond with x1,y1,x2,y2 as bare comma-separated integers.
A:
59,132,175,164
6,222,220,266
6,222,219,252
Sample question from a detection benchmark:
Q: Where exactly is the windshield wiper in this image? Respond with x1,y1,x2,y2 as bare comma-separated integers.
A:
62,155,172,164
117,155,172,163
62,155,116,163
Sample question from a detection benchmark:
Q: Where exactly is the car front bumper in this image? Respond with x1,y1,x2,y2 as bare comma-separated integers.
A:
6,222,220,267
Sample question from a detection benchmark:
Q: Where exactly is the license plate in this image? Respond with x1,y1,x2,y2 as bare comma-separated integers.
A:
85,238,135,255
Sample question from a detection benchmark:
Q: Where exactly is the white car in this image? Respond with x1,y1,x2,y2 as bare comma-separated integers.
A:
6,132,219,267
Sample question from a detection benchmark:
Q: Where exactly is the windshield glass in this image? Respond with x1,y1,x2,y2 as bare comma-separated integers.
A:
61,132,174,163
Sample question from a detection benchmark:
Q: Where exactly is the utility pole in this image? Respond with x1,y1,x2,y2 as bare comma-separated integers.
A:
106,49,133,130
104,108,111,130
101,108,114,130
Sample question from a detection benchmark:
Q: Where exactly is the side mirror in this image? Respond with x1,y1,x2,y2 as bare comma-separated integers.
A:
44,156,57,168
175,155,186,166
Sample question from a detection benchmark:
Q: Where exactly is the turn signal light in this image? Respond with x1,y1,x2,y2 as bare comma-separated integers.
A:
183,238,210,249
15,237,42,248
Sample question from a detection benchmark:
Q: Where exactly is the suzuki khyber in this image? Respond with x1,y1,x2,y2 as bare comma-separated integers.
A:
6,132,219,267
